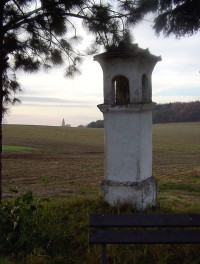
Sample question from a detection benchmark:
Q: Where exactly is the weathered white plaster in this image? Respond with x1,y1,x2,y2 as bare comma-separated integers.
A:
94,44,161,210
98,104,152,183
101,177,157,210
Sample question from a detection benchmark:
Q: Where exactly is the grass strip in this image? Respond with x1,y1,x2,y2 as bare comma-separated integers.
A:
3,145,37,152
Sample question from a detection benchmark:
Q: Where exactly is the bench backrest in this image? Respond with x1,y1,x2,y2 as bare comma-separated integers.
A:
89,214,200,244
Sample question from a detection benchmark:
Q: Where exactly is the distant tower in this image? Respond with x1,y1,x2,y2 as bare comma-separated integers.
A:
62,118,65,127
94,43,161,209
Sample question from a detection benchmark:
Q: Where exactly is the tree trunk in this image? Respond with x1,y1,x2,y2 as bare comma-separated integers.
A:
0,1,4,200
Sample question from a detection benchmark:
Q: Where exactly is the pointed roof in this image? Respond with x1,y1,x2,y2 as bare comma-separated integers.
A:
94,43,161,62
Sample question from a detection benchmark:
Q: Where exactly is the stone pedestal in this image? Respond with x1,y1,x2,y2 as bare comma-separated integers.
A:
101,177,157,210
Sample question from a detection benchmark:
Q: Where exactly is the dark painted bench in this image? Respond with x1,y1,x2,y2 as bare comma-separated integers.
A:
89,213,200,264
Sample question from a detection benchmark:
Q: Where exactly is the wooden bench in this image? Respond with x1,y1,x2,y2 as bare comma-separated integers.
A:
89,214,200,264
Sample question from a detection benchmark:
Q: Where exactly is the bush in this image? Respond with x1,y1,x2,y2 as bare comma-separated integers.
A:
0,191,43,256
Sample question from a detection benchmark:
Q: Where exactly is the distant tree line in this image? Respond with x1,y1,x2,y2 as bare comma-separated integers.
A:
153,101,200,123
86,101,200,127
87,120,104,128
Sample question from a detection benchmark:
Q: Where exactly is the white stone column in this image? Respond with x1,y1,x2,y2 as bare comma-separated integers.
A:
94,44,161,210
98,103,157,209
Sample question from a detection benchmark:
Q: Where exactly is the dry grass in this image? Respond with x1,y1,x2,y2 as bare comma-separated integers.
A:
2,122,200,211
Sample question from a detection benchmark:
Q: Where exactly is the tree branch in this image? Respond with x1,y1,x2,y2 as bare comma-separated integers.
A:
4,6,43,32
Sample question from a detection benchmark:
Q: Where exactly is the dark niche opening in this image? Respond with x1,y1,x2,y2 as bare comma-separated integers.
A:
142,74,151,103
113,76,130,104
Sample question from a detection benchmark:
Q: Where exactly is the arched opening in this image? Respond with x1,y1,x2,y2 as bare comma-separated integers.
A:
142,74,150,103
113,76,130,104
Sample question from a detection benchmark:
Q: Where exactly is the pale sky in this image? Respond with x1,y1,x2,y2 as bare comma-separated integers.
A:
5,19,200,127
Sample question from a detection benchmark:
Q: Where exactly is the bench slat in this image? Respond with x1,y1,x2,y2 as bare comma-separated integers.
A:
90,214,200,227
90,229,200,244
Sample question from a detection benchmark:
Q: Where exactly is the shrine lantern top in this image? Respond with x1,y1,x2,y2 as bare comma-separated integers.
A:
94,43,161,105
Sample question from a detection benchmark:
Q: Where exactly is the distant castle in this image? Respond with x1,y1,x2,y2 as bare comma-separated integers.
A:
61,118,71,127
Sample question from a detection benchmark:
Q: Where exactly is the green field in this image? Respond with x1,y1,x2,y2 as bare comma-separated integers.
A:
1,123,200,263
3,123,200,210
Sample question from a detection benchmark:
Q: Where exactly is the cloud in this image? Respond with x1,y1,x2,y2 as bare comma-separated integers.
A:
21,103,94,108
17,95,102,112
154,87,200,96
19,96,92,105
153,96,199,104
